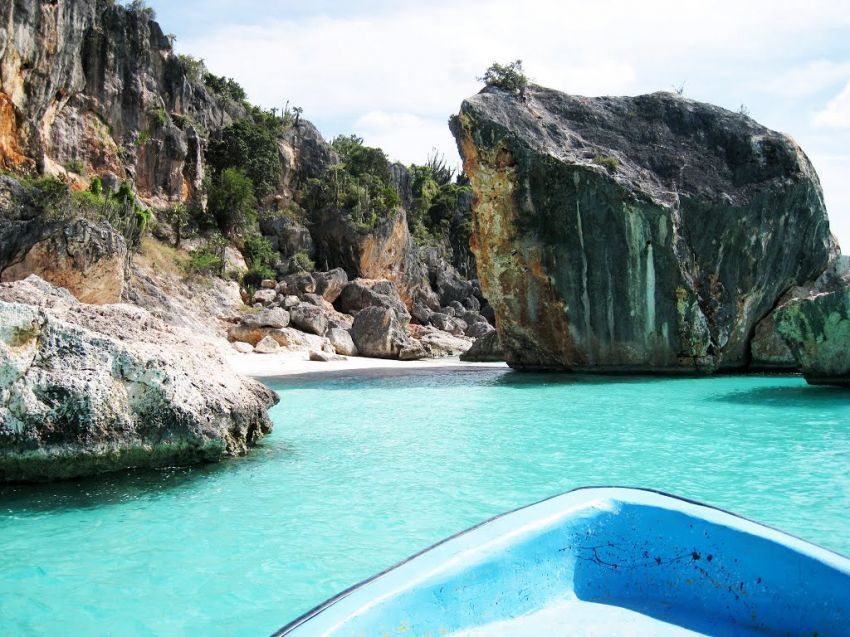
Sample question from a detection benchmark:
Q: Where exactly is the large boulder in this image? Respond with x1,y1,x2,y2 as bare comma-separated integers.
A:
0,276,277,482
452,85,836,372
0,218,127,304
774,286,850,387
290,302,328,336
408,324,473,358
242,307,290,329
335,278,411,325
327,327,357,356
313,268,348,303
460,330,504,362
349,306,413,359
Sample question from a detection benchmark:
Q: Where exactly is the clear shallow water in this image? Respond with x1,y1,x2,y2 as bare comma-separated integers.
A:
0,371,848,636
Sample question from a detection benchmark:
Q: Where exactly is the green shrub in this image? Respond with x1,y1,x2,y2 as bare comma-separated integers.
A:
479,60,528,97
207,117,282,200
63,159,85,175
24,177,70,218
90,176,104,196
135,130,151,147
301,135,400,229
242,234,276,269
177,54,206,84
207,168,257,238
183,235,227,277
289,251,315,274
163,202,190,247
204,74,247,102
149,106,170,129
184,248,222,276
592,155,621,173
126,0,155,18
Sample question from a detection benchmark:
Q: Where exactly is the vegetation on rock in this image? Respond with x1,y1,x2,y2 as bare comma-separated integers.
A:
479,60,528,97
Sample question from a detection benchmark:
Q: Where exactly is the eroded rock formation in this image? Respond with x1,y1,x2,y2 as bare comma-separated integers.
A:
0,276,277,482
452,85,836,372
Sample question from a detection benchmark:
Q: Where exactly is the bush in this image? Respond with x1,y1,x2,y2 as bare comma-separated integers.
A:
63,159,85,175
148,106,170,129
90,176,103,196
177,54,206,84
163,202,190,247
183,235,228,277
301,135,400,229
592,155,620,173
288,251,315,274
184,248,222,276
242,234,276,269
207,117,282,201
207,168,257,238
479,60,528,97
204,74,247,102
126,0,155,19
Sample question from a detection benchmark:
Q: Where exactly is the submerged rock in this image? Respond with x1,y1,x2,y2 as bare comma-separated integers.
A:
452,85,835,373
0,277,278,482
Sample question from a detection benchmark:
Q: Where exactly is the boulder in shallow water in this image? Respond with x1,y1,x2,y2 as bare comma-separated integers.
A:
0,277,278,482
452,85,835,372
460,330,504,362
774,283,850,387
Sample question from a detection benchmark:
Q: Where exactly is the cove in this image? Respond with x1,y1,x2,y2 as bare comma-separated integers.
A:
1,370,848,636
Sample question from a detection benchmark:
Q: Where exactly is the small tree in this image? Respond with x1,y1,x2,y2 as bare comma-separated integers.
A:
207,168,256,239
164,202,190,248
479,60,528,97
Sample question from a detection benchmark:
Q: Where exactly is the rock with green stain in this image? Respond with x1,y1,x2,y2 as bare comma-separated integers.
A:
775,283,850,387
452,84,836,373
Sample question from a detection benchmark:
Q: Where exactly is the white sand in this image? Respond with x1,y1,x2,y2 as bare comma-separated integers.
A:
226,349,508,379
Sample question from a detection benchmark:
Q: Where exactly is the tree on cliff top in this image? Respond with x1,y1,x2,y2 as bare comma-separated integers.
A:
479,60,528,97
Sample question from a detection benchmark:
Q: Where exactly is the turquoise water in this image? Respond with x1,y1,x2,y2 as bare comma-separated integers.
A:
1,371,848,636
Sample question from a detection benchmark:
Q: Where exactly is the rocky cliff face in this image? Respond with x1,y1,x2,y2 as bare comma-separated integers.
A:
0,276,277,482
452,86,836,372
0,0,240,202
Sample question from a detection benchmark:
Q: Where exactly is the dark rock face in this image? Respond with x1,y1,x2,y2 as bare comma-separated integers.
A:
0,276,277,482
452,85,836,372
460,330,504,362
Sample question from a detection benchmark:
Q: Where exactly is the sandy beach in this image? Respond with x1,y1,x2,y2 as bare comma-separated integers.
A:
226,349,508,379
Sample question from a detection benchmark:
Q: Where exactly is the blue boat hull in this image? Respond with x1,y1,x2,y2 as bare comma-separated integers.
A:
273,488,850,636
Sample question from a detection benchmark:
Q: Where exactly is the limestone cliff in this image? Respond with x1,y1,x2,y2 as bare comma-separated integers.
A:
452,85,836,372
0,0,241,202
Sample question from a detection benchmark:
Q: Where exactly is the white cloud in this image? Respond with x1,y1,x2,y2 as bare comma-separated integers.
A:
353,112,458,167
813,83,850,129
810,155,850,252
176,0,850,246
760,60,850,98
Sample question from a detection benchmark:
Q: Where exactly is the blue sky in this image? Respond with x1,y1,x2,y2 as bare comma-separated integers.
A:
148,0,850,247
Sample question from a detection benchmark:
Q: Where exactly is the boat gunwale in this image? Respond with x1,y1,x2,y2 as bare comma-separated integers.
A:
269,485,850,636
